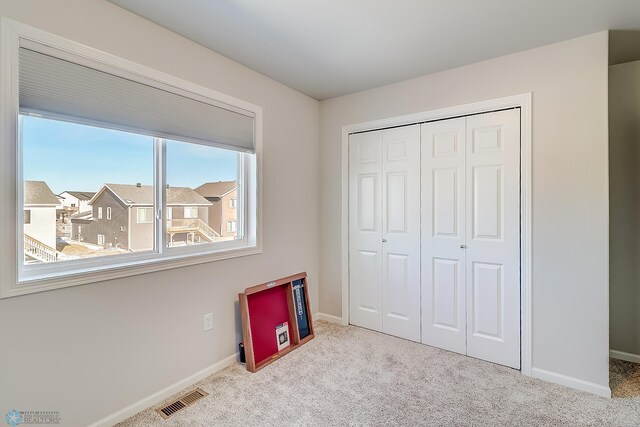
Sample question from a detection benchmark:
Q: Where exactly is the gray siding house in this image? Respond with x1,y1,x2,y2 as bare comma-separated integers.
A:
194,181,238,239
71,183,214,251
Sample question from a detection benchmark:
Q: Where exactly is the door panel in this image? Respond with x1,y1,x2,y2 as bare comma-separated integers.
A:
465,109,520,369
356,250,382,313
386,172,408,233
432,257,460,330
472,165,503,240
433,168,459,236
381,125,421,342
421,117,467,354
349,131,383,332
386,252,410,320
471,262,503,339
358,174,377,231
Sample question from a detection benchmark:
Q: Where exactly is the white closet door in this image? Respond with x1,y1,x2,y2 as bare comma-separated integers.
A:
349,131,383,332
421,118,467,354
465,109,520,369
381,125,421,342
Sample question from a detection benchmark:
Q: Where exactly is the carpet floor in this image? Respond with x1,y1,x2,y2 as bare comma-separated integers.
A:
118,321,640,426
611,358,640,398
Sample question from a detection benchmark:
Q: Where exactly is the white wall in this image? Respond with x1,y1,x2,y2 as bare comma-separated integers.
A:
24,206,56,249
319,32,610,392
59,193,74,209
609,60,640,357
59,194,92,213
0,1,319,426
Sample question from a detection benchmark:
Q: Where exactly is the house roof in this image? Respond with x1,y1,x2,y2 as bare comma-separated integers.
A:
89,184,212,206
61,191,96,200
24,181,60,206
195,181,237,198
70,210,93,220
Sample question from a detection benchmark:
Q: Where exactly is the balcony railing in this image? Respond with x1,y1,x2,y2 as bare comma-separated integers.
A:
167,218,222,243
24,234,67,263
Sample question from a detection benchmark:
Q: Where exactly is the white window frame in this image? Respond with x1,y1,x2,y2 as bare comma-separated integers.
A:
183,206,198,219
229,198,237,208
98,206,103,219
0,19,263,298
166,207,172,220
136,207,153,224
227,220,237,233
97,234,105,245
106,206,111,220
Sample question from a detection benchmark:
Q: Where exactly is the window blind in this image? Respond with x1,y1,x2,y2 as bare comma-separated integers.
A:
19,45,255,152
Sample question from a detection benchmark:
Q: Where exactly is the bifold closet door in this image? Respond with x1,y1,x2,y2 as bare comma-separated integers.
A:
421,109,520,369
349,130,383,333
465,109,520,369
349,125,421,342
381,125,421,342
421,117,467,355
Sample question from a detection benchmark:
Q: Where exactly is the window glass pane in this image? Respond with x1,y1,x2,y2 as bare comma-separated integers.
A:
22,115,154,264
166,140,239,248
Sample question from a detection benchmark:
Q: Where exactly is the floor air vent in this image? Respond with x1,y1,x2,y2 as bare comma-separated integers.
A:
156,388,208,419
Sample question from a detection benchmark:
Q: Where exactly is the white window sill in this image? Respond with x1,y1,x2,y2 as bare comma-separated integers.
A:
3,244,262,298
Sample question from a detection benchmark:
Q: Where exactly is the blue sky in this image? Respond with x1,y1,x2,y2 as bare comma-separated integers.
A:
22,115,238,195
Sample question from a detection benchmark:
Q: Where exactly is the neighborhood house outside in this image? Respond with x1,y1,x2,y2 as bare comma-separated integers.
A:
23,180,238,264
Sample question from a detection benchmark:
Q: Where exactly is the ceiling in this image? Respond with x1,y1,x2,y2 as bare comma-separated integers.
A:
108,0,640,100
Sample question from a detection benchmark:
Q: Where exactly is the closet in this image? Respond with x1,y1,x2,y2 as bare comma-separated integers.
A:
349,109,521,369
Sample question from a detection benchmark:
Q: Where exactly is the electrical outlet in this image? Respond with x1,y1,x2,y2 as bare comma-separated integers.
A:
203,313,213,332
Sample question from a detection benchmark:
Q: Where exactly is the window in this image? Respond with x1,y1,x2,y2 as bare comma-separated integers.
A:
71,203,76,208
4,21,260,297
166,140,241,246
183,206,198,219
227,220,237,233
229,198,237,208
137,207,154,224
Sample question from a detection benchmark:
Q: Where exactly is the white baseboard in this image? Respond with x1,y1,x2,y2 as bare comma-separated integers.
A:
610,349,640,364
89,352,238,427
531,367,611,398
315,312,343,324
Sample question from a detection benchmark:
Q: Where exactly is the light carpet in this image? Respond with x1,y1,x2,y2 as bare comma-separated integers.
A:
610,358,640,398
118,321,640,426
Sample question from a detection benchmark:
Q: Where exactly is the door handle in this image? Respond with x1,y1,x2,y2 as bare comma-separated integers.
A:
460,244,467,249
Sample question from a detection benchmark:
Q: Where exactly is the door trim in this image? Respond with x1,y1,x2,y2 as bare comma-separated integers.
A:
341,93,532,376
